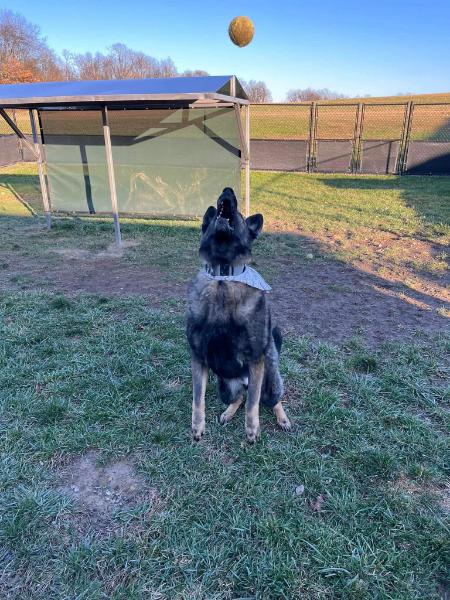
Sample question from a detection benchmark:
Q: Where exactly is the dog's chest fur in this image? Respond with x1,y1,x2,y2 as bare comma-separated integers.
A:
186,275,271,378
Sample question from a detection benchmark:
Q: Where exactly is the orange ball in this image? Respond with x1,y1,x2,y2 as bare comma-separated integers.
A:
228,16,254,47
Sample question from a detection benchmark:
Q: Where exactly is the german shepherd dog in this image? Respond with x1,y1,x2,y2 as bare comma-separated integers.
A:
186,187,291,443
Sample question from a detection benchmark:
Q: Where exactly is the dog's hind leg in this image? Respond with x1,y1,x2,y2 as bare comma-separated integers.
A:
220,394,244,424
191,356,208,441
246,357,265,443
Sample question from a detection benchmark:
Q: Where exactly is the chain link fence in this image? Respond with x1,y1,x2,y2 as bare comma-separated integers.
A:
2,102,450,175
404,103,450,174
250,101,450,175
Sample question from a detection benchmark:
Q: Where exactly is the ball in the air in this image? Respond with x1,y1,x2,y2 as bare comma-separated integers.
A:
228,16,254,47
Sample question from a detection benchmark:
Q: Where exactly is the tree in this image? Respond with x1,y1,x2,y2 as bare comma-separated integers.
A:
182,69,209,77
0,10,62,82
241,80,272,103
0,56,36,83
64,44,178,80
286,87,347,102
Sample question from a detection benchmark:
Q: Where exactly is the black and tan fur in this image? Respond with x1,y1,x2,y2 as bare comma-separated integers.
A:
186,188,290,442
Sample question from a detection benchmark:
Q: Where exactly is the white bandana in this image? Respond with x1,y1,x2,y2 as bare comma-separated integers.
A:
201,265,271,292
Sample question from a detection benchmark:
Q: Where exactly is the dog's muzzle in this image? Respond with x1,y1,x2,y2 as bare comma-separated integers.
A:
215,215,233,234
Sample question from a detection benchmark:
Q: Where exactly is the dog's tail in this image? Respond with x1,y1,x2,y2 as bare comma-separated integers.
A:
272,326,283,354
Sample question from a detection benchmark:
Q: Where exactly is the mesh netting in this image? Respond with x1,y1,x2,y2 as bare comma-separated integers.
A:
315,104,358,140
405,104,450,174
250,104,311,140
40,107,241,217
0,109,34,166
408,104,450,142
361,104,406,140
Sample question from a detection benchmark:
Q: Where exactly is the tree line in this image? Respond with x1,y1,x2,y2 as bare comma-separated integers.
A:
0,10,349,103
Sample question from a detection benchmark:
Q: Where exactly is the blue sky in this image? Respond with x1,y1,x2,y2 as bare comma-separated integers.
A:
13,0,450,100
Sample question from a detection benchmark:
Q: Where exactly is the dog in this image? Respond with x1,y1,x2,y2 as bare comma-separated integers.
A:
186,187,291,443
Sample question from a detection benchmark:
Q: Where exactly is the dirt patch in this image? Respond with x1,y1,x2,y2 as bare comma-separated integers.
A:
392,475,450,514
272,258,449,345
52,240,139,261
52,248,92,260
1,252,184,304
1,237,448,346
57,451,159,534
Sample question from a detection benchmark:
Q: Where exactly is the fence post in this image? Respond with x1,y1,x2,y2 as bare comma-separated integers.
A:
397,101,414,174
351,103,364,173
307,102,317,172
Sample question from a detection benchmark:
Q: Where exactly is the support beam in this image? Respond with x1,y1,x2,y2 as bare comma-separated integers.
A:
29,109,51,229
101,106,122,246
234,103,250,217
234,103,249,162
245,103,250,218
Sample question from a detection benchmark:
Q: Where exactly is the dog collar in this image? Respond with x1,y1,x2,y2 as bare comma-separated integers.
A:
202,264,272,292
204,263,246,276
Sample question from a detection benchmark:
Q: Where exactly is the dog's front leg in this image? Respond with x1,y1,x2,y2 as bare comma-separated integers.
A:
191,356,208,441
246,357,265,443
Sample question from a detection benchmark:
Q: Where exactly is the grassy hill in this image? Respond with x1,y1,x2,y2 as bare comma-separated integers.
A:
279,92,450,105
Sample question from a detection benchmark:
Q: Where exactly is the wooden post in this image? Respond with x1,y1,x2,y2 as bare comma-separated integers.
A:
101,106,122,246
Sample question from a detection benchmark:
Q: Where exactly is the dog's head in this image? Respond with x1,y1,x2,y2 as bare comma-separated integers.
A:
199,187,263,266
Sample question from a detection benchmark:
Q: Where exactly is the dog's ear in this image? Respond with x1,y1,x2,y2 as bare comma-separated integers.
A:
202,206,216,232
246,213,264,239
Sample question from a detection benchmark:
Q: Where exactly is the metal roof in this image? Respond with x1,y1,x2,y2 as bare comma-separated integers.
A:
0,75,248,108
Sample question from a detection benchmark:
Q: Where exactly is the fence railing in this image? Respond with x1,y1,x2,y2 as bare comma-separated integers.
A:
249,101,450,175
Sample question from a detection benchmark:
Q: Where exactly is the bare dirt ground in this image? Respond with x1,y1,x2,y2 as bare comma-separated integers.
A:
57,451,160,536
1,241,448,345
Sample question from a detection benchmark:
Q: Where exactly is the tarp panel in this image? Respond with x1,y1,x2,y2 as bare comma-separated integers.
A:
40,107,241,217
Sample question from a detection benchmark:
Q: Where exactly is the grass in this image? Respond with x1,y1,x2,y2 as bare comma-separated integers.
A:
0,292,449,599
0,163,449,598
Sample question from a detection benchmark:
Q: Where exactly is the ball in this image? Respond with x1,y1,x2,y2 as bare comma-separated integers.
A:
228,16,254,47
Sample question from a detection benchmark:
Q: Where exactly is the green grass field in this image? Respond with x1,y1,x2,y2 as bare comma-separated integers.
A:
0,164,449,599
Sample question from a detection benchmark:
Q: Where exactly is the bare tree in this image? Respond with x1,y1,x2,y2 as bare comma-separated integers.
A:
0,10,225,84
182,69,209,77
65,44,177,80
286,87,347,102
0,10,62,82
241,80,272,103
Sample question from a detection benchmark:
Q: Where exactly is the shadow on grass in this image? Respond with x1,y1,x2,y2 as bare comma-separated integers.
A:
0,207,448,346
321,175,450,242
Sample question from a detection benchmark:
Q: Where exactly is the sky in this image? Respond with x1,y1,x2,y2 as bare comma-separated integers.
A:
11,0,450,101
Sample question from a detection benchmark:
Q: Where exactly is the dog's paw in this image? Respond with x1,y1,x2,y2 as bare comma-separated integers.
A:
219,410,231,425
219,407,238,425
277,416,292,431
245,425,260,444
192,421,205,441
